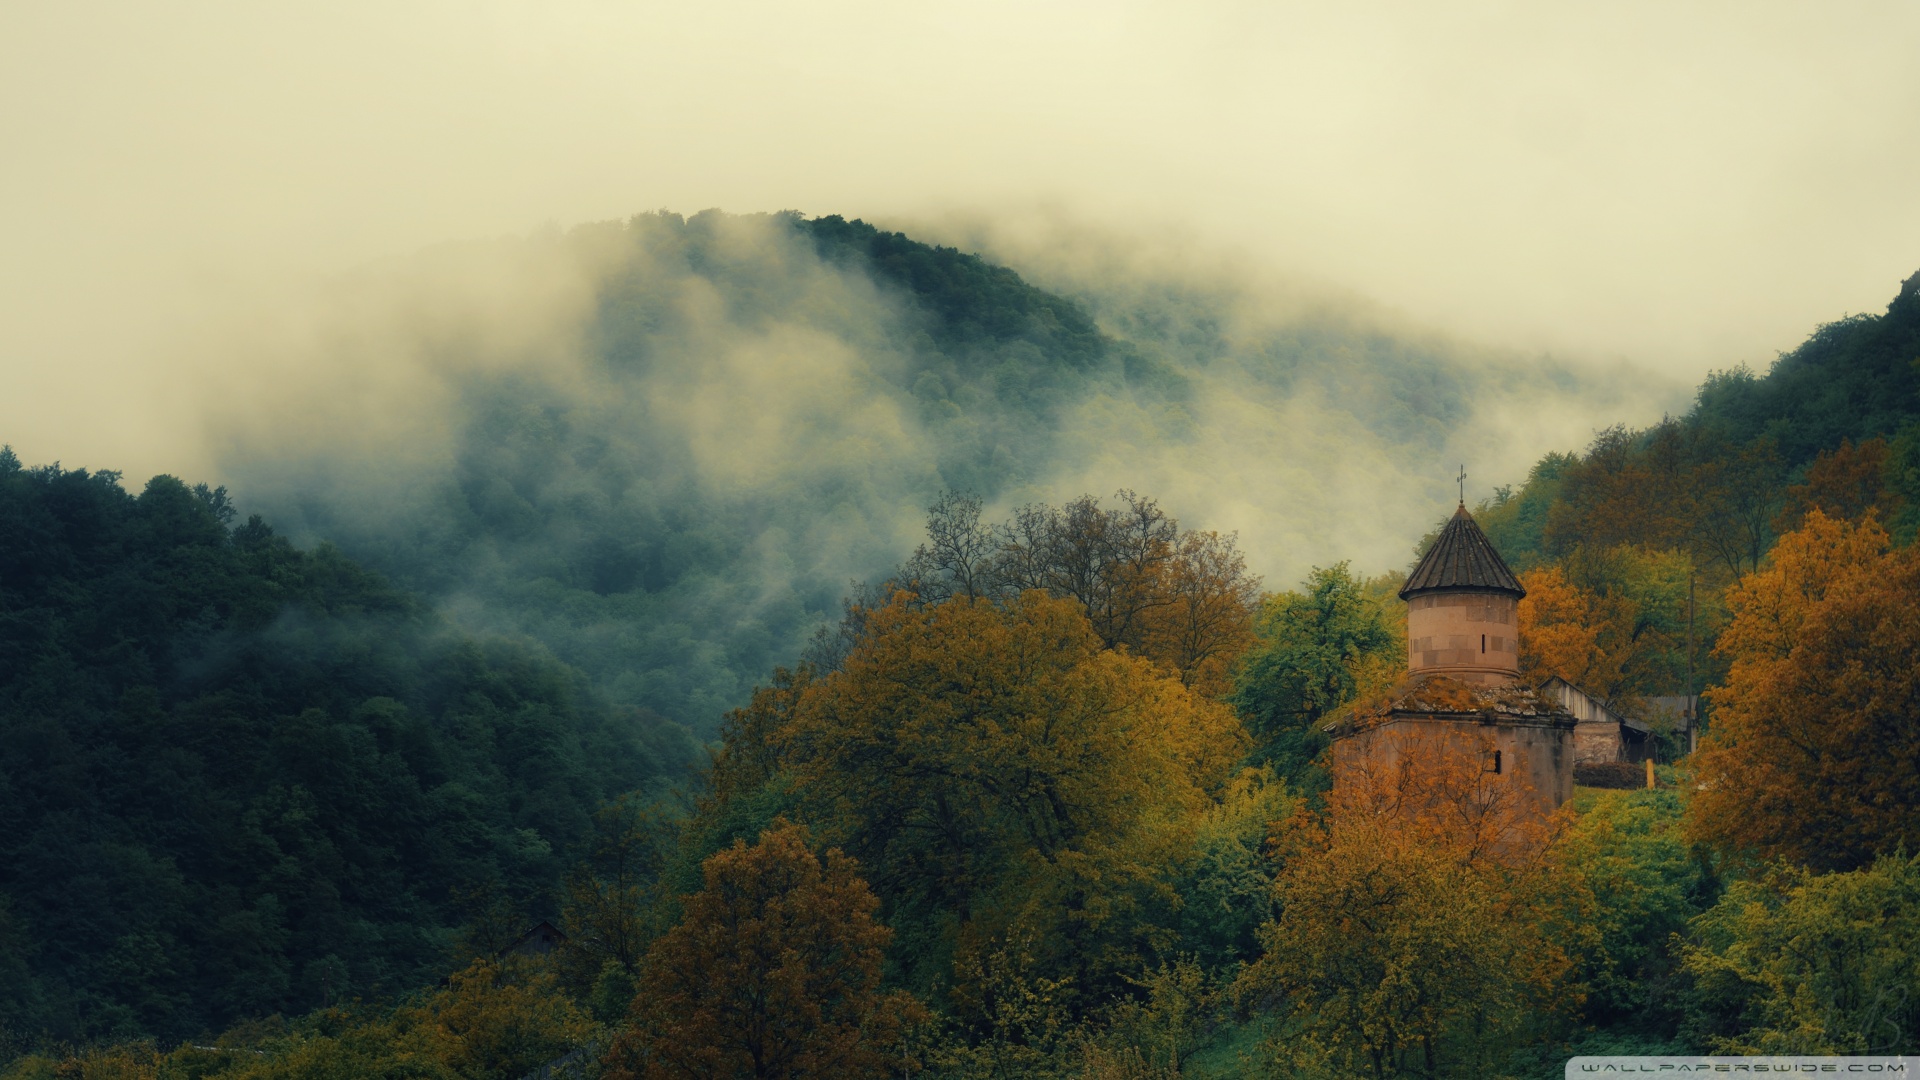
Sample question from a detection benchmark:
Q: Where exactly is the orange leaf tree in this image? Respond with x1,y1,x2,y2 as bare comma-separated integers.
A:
605,821,924,1080
1138,528,1261,698
1517,553,1692,709
1774,437,1900,530
1691,511,1920,870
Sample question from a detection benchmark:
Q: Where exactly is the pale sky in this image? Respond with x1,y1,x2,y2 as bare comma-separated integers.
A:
4,0,1919,482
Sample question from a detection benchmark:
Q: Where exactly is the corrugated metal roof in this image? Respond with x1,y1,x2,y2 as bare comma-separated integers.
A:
1400,505,1526,599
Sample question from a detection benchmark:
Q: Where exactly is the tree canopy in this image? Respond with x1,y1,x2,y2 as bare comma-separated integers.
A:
606,821,924,1080
1228,563,1403,790
0,454,694,1041
1691,511,1920,870
780,590,1247,1009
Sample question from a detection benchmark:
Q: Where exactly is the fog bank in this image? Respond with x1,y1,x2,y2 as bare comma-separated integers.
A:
188,211,1685,731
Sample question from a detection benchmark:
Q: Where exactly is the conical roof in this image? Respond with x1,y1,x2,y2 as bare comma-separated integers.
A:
1400,504,1526,599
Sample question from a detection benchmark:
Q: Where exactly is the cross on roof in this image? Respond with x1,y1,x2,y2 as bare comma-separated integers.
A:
1457,465,1466,507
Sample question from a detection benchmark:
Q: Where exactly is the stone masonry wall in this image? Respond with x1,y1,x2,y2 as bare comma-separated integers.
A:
1406,591,1520,685
1332,714,1575,816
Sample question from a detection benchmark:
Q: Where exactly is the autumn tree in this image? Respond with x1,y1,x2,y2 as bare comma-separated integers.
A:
1690,510,1920,870
1544,422,1784,579
1691,435,1787,579
1238,731,1574,1078
1229,563,1402,789
896,490,1259,692
899,490,1001,604
993,492,1180,653
1516,544,1700,710
604,822,924,1080
1545,423,1700,556
1517,563,1650,706
703,666,812,814
776,591,1247,1007
1138,528,1260,698
406,959,597,1080
1774,436,1901,530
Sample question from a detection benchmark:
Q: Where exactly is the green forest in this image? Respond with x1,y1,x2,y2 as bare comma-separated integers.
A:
2,219,1918,1077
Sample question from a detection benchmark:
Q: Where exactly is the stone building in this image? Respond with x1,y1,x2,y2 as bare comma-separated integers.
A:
1328,504,1577,815
1544,677,1697,771
1542,675,1652,766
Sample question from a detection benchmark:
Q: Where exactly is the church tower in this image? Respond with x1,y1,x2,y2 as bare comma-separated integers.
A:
1401,504,1526,686
1327,495,1576,815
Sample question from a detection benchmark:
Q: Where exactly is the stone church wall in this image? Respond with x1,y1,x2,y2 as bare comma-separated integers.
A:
1332,713,1574,815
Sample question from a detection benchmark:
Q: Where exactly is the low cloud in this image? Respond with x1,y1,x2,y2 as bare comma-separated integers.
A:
171,210,1691,731
928,209,1687,582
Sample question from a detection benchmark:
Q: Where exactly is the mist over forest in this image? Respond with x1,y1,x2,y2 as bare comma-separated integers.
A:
8,0,1920,1069
6,202,1920,1070
210,210,1679,736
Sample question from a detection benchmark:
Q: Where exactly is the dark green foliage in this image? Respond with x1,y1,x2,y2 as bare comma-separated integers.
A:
1485,274,1920,584
1164,771,1295,972
1692,276,1920,465
0,453,697,1043
1886,421,1920,541
798,214,1107,371
1472,452,1574,572
1229,563,1403,793
1442,275,1920,711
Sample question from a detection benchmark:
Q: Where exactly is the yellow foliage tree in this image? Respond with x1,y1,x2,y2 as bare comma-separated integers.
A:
1517,564,1608,689
1691,510,1920,869
402,959,597,1080
1240,731,1576,1077
776,590,1247,1010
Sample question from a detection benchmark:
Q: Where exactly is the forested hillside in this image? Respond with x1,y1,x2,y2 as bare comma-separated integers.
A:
0,453,696,1042
15,479,1916,1076
223,210,1649,739
1691,271,1920,461
1456,270,1920,717
4,230,1917,1076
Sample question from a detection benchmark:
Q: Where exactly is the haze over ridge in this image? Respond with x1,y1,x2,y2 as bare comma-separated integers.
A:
200,210,1687,733
7,3,1920,1057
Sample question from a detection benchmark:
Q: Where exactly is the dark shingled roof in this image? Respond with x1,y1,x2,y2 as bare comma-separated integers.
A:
1400,505,1526,600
